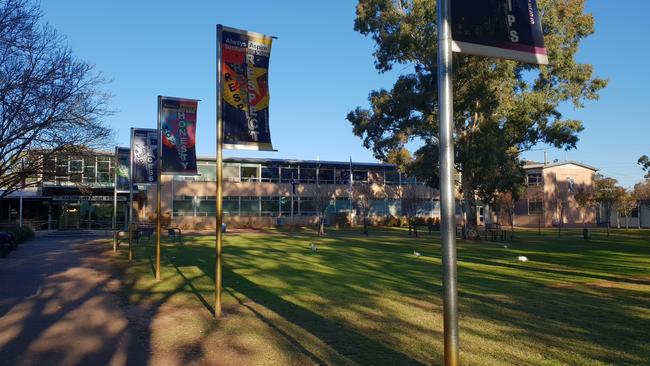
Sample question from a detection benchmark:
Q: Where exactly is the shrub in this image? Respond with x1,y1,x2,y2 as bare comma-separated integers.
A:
332,212,350,228
0,225,34,243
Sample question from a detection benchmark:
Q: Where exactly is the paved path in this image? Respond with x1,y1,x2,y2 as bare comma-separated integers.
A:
0,234,149,366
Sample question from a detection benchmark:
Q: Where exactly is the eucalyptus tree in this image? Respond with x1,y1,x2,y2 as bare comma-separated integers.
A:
348,0,606,238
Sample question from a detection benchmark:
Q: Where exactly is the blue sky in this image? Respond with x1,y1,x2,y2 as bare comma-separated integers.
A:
40,1,648,188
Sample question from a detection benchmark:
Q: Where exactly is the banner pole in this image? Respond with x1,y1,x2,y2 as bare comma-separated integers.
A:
113,146,118,252
156,96,163,281
437,0,459,365
215,24,224,318
129,129,134,262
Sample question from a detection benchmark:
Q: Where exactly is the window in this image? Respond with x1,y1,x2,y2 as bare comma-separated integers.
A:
223,163,240,182
368,170,384,185
261,196,279,216
261,165,279,182
385,170,400,185
84,165,96,184
198,163,216,181
299,197,315,215
527,173,543,186
223,196,239,216
318,168,334,184
370,199,388,215
69,158,83,173
388,199,401,216
196,197,216,216
335,198,351,212
280,167,298,183
352,170,368,182
240,196,260,216
300,168,317,183
528,199,543,215
280,196,298,215
336,169,350,185
173,199,193,216
241,165,259,182
55,156,68,176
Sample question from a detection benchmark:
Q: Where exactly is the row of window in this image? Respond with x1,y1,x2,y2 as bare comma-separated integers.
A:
172,196,439,217
41,155,114,185
173,162,418,185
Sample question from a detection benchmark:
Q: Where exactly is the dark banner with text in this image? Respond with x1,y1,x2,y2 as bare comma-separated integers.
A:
451,0,548,65
160,97,198,174
115,147,131,192
218,24,275,151
131,128,158,184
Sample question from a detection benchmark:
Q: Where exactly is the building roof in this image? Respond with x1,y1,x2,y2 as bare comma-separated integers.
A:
523,160,598,172
196,155,397,169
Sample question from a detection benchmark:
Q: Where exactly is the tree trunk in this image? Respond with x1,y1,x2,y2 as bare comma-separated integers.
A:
461,174,480,239
318,216,325,236
363,216,368,236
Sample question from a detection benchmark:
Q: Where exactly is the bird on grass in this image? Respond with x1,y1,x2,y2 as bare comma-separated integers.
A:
503,244,508,249
413,251,421,257
517,256,528,262
309,242,317,252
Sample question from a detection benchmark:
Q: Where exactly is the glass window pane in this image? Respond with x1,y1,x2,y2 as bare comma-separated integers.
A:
280,167,298,183
98,161,110,173
197,199,216,216
173,200,193,215
300,168,316,183
70,159,83,173
261,165,279,182
300,197,315,215
385,170,400,184
240,196,259,216
318,168,334,184
280,196,298,215
241,165,259,182
353,170,368,182
224,163,240,182
223,196,239,215
261,196,279,216
198,163,216,181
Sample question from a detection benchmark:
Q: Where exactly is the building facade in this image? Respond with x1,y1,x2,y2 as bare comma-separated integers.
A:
489,161,600,228
0,153,439,230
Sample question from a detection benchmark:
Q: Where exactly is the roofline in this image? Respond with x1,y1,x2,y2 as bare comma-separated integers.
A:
196,155,397,168
524,160,598,172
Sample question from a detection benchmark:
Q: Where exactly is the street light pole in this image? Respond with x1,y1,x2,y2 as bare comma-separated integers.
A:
437,0,460,365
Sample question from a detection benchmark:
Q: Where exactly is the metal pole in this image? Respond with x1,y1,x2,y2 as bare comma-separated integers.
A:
18,190,23,228
129,129,134,262
113,147,118,251
215,24,224,318
437,0,459,365
156,96,163,281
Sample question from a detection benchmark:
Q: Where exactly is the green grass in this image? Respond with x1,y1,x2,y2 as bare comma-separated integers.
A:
116,227,650,365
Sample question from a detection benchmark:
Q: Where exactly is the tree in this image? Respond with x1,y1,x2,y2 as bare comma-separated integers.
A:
348,0,606,239
595,175,620,238
638,155,650,178
401,184,421,237
615,189,636,229
633,180,650,229
354,182,383,236
313,184,334,236
574,187,595,228
0,0,112,199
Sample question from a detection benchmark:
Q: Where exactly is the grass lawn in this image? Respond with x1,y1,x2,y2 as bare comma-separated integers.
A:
114,227,650,365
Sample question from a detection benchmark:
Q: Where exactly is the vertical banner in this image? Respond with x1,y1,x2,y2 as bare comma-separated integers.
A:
131,128,158,184
451,0,548,65
219,25,275,151
115,147,131,192
160,96,199,174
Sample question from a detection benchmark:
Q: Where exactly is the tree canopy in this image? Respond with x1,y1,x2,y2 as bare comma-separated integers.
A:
348,0,606,236
0,0,112,198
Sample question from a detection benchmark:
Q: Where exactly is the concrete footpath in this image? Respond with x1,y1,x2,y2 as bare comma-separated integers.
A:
0,234,149,366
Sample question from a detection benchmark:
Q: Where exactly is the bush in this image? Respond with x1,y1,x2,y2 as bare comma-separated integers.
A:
332,212,350,228
0,225,34,244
